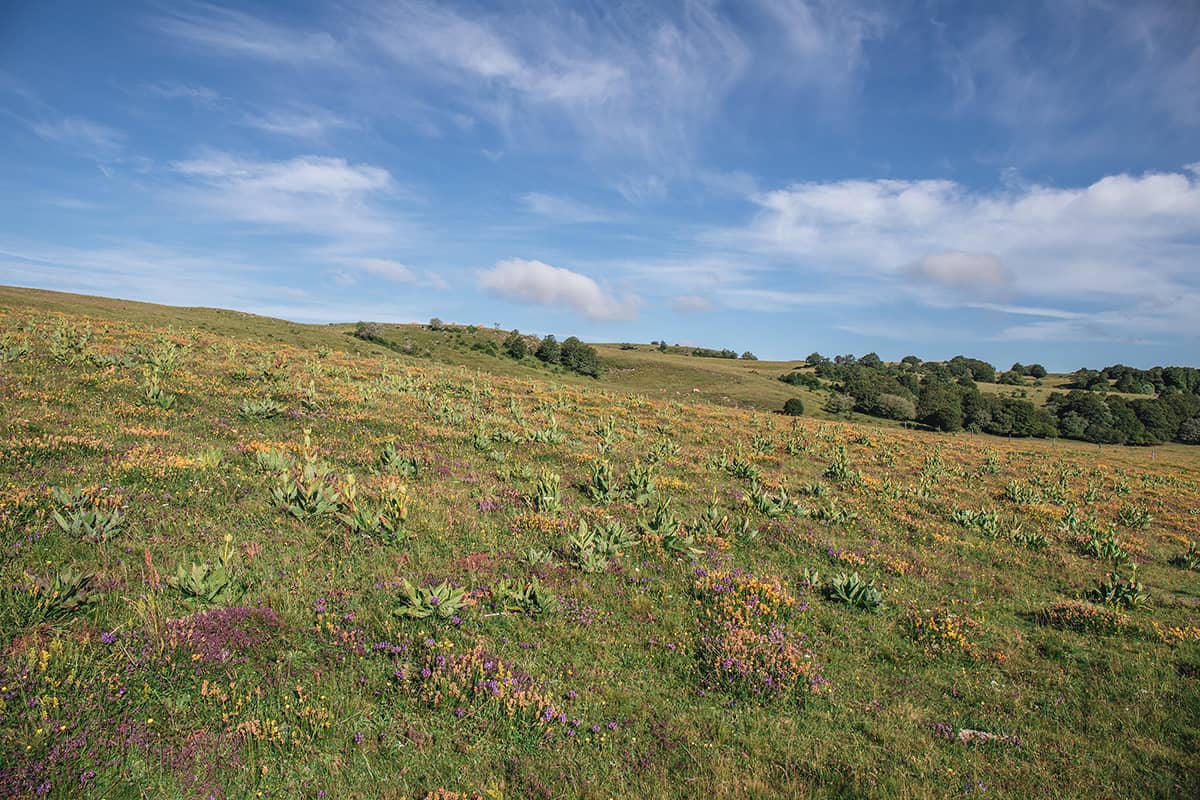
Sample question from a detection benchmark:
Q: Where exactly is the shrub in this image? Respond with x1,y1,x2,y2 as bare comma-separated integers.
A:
534,334,561,363
782,397,804,416
824,393,855,415
875,393,916,421
503,330,527,360
353,321,384,342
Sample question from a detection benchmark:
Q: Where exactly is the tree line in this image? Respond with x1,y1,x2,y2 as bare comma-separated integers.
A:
783,354,1200,446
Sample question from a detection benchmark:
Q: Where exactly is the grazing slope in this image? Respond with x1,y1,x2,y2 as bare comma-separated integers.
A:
1,287,1198,799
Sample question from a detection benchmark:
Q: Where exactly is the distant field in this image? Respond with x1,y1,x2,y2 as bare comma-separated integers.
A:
1,286,1198,799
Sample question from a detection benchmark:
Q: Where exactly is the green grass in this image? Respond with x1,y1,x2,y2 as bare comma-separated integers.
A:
1,285,1198,799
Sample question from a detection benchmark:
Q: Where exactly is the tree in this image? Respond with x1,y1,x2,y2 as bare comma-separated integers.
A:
918,382,965,432
1027,363,1047,379
741,351,758,360
859,352,883,369
782,398,804,416
535,334,561,364
807,352,828,366
900,355,922,368
428,317,446,331
560,336,602,377
503,330,527,360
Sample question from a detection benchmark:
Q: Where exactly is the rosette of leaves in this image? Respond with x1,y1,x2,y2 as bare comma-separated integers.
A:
593,519,637,557
582,460,615,503
1088,568,1147,610
395,578,468,620
661,528,703,560
640,498,678,535
2,567,98,632
1116,504,1152,530
620,461,656,506
826,572,883,611
567,521,608,573
490,576,559,616
255,448,294,473
379,441,421,478
169,537,243,604
1010,526,1048,550
1170,541,1200,571
1083,529,1128,563
52,501,124,543
530,469,561,514
239,398,284,419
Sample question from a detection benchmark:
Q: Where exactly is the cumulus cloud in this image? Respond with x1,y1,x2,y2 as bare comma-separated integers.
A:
479,258,637,320
723,168,1200,305
697,165,1200,340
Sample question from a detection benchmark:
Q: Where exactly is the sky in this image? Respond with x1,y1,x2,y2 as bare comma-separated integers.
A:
1,0,1198,370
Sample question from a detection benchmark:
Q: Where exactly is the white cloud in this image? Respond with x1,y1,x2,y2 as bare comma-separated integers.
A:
170,153,395,238
0,238,424,325
707,166,1200,335
909,252,1011,291
671,295,714,313
244,107,356,140
143,82,221,103
154,3,342,64
521,193,611,223
30,116,123,155
358,258,417,283
479,258,637,320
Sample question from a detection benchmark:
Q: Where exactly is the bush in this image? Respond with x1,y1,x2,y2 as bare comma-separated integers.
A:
875,393,916,421
1178,417,1200,445
782,398,804,416
535,334,561,364
353,321,383,342
503,330,527,360
824,393,855,415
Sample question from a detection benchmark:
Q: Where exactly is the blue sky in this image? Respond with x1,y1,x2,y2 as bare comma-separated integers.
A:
1,1,1198,369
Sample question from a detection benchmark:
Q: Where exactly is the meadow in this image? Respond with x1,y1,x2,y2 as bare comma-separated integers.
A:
1,287,1198,799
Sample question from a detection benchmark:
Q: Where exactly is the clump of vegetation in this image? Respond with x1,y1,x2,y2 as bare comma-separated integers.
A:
1088,568,1148,610
1037,600,1129,633
396,578,469,620
824,572,883,611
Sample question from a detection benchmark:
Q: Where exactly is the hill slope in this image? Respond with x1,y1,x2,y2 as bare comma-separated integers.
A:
1,287,1198,799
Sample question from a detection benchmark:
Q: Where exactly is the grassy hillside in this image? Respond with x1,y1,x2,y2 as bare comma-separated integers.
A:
1,287,1199,799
